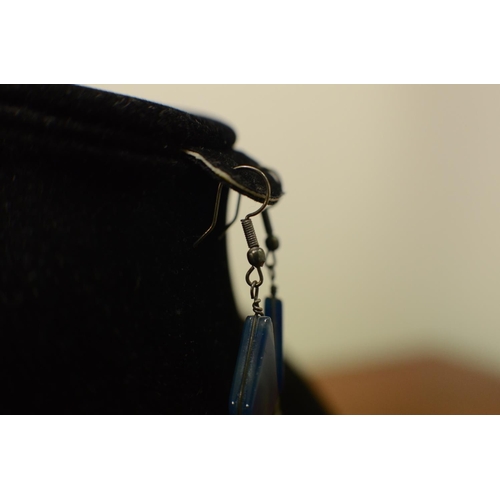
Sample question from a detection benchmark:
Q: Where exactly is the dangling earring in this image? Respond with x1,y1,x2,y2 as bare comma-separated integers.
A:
262,209,284,395
228,166,279,415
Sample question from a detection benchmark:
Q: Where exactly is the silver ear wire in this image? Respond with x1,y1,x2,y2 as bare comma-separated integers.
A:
193,185,243,247
194,166,271,248
232,165,272,316
193,183,224,248
235,165,271,219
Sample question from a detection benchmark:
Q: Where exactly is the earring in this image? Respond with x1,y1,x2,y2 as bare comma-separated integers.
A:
228,166,279,415
188,157,280,414
262,209,284,395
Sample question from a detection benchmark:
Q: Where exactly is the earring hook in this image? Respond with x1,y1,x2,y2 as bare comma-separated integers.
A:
234,165,271,219
193,166,271,248
193,183,224,248
234,166,273,315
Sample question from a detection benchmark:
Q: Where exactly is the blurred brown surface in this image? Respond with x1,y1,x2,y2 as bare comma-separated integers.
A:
309,357,500,414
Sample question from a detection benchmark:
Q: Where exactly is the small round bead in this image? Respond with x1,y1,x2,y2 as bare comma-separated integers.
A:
247,247,266,267
266,235,280,251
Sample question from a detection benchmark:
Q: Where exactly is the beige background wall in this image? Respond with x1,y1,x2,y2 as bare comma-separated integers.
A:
88,85,500,376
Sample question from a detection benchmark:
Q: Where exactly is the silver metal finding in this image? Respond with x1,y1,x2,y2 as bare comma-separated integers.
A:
233,165,271,316
246,265,264,288
250,281,264,316
191,161,272,317
235,165,271,219
194,186,242,247
193,183,224,247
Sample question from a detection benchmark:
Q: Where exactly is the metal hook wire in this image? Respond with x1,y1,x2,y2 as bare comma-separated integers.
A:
233,166,273,316
194,166,271,247
234,165,271,219
193,183,224,248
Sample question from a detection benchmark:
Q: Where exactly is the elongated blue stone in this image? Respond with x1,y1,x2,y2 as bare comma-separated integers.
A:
265,296,283,394
229,315,278,415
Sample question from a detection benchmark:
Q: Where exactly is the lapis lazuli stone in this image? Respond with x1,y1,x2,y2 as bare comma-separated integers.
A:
229,315,278,415
265,296,283,394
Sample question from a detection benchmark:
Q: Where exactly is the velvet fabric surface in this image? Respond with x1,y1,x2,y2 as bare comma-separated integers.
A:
0,84,325,414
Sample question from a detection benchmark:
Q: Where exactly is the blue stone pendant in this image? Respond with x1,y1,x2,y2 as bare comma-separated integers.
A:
265,296,284,394
229,315,278,415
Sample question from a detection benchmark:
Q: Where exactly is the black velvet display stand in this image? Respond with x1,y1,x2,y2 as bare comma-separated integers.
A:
0,84,326,414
